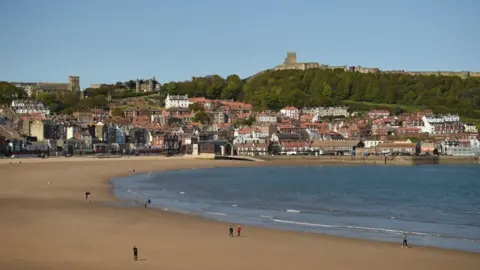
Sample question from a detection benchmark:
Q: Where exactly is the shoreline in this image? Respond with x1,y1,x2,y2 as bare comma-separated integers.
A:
111,165,480,253
1,157,479,270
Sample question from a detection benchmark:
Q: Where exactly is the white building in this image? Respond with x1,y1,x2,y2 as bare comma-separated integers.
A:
165,94,189,109
257,114,277,123
421,115,463,134
11,100,50,115
302,107,349,117
66,126,75,139
464,123,478,133
446,147,480,157
233,127,268,145
363,140,384,148
280,106,299,119
470,139,480,148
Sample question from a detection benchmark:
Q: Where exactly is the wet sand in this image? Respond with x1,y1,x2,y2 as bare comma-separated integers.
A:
0,157,478,270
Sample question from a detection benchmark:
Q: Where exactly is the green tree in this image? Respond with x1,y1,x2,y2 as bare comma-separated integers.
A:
267,142,281,155
364,82,382,102
168,117,182,125
0,82,27,104
115,81,125,89
193,111,210,124
322,83,333,99
188,103,204,112
221,74,243,100
125,80,136,89
111,107,124,117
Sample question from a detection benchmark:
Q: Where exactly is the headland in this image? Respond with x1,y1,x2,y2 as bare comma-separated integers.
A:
0,157,478,270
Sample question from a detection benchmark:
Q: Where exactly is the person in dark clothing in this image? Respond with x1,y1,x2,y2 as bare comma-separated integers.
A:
402,233,408,248
229,226,234,237
85,191,91,201
147,199,151,205
133,246,138,261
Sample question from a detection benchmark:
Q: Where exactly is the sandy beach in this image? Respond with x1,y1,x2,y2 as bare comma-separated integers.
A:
0,157,478,270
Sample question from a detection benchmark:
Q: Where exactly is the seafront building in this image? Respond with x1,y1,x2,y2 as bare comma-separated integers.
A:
421,115,464,135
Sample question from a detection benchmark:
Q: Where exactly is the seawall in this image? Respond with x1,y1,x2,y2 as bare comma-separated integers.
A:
259,156,480,165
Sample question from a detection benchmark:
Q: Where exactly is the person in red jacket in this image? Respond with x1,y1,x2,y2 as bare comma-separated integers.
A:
237,225,242,237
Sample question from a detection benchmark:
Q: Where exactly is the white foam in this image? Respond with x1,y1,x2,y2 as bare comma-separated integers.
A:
286,209,301,213
271,218,443,238
206,212,227,216
272,218,335,228
179,192,185,194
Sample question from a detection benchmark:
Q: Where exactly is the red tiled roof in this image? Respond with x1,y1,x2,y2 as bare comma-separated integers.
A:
281,142,310,148
282,106,298,110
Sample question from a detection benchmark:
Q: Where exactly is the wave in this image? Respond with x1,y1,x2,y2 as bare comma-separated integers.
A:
206,212,228,216
127,188,140,196
268,218,480,242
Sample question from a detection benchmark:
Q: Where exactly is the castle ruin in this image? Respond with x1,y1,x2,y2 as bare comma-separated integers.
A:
274,52,479,79
135,77,159,93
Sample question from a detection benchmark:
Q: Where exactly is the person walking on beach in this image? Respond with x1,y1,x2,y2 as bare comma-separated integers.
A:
85,191,91,201
133,246,138,261
402,233,408,248
229,226,234,237
237,225,242,237
147,198,151,205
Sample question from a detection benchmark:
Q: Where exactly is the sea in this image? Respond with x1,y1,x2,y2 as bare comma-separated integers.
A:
111,165,480,252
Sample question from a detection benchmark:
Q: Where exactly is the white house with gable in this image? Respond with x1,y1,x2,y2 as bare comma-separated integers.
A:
165,94,189,109
280,106,299,119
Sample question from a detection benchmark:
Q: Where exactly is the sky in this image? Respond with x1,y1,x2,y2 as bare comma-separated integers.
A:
0,0,479,89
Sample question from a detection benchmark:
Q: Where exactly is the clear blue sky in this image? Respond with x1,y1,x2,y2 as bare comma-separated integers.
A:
1,0,479,89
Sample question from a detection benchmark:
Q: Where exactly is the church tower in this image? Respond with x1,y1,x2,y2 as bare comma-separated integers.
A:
68,76,80,92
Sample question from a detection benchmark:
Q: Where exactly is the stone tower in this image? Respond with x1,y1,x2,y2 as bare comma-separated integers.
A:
68,76,80,92
135,79,141,93
148,78,154,92
284,52,297,65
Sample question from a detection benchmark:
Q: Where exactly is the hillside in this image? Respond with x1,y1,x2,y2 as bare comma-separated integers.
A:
160,69,480,119
3,68,480,124
242,69,480,111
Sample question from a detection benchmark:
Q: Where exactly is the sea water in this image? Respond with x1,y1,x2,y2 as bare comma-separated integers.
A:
112,165,480,252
